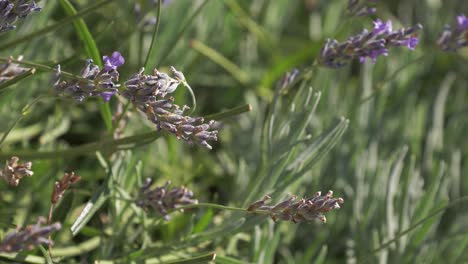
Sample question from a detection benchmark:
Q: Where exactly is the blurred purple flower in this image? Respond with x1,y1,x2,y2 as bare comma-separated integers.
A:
0,0,41,33
438,14,468,51
319,19,422,68
0,217,61,253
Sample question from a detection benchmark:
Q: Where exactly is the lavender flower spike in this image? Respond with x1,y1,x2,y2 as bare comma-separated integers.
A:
319,19,422,68
247,190,344,224
437,14,468,51
136,178,198,220
0,0,41,33
53,51,124,102
0,217,61,253
123,67,218,149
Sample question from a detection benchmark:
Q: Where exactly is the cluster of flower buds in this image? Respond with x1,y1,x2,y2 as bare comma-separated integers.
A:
347,0,377,17
0,217,61,253
0,56,31,84
53,51,125,102
51,172,81,204
319,19,421,68
123,67,218,149
0,156,33,187
0,0,41,33
438,14,468,51
136,178,198,220
247,191,344,223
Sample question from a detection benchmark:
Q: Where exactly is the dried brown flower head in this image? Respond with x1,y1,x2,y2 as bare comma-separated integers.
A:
51,172,81,204
0,156,33,187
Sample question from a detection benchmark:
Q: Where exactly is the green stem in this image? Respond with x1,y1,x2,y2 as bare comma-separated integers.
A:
143,0,162,72
0,0,116,51
177,203,247,213
51,237,101,257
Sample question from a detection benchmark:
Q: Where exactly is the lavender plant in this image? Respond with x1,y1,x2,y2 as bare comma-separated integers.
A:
0,0,466,263
319,19,421,67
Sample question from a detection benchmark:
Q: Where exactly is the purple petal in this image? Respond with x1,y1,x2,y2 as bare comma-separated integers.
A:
456,14,468,30
406,37,419,49
372,19,392,36
103,51,125,71
100,91,116,102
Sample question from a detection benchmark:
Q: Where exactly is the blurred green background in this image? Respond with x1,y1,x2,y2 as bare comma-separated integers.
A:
0,0,467,263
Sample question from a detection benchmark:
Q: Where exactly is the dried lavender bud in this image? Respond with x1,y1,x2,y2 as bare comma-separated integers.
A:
277,68,299,93
247,191,344,224
123,68,218,149
136,178,198,220
0,56,31,84
53,51,124,102
51,172,81,204
437,14,468,51
0,0,41,33
0,156,33,187
347,0,377,17
319,19,421,68
0,217,61,253
247,195,271,211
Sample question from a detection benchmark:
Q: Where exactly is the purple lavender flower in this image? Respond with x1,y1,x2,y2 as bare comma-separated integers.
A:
136,179,198,220
0,0,41,33
319,19,422,68
0,217,61,253
103,51,125,71
123,67,218,149
438,14,468,51
53,52,124,102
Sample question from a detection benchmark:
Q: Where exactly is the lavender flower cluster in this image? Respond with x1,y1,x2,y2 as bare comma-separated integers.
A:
438,14,468,51
319,19,421,68
0,156,33,187
54,52,124,102
0,217,61,253
136,178,198,220
123,67,218,149
0,0,41,33
247,191,344,223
